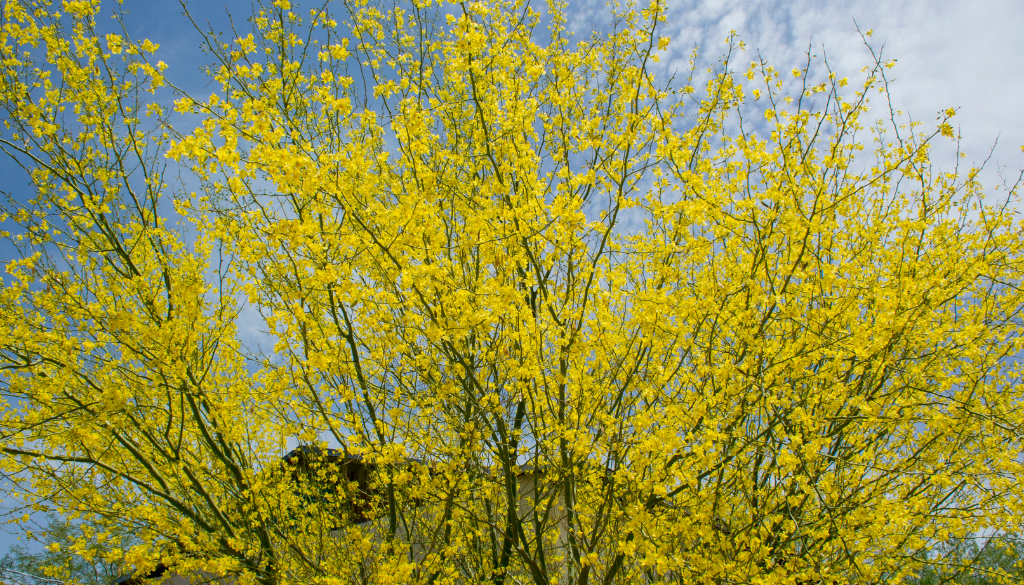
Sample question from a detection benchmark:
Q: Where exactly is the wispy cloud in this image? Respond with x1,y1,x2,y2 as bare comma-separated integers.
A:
658,0,1024,184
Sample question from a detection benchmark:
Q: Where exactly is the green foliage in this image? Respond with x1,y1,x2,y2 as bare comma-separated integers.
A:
911,534,1024,585
1,514,135,585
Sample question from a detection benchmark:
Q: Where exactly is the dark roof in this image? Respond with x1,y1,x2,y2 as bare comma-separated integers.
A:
282,446,430,469
282,446,359,464
111,564,166,585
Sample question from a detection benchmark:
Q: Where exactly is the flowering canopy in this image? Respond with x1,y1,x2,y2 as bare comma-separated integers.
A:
2,0,1024,584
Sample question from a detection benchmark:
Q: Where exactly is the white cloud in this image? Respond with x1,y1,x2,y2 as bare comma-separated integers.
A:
658,0,1024,186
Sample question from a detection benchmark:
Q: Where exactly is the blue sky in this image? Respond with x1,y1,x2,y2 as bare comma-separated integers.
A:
2,0,1023,562
121,0,1024,181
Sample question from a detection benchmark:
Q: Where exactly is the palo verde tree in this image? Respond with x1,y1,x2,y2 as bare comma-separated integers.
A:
2,0,1024,584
